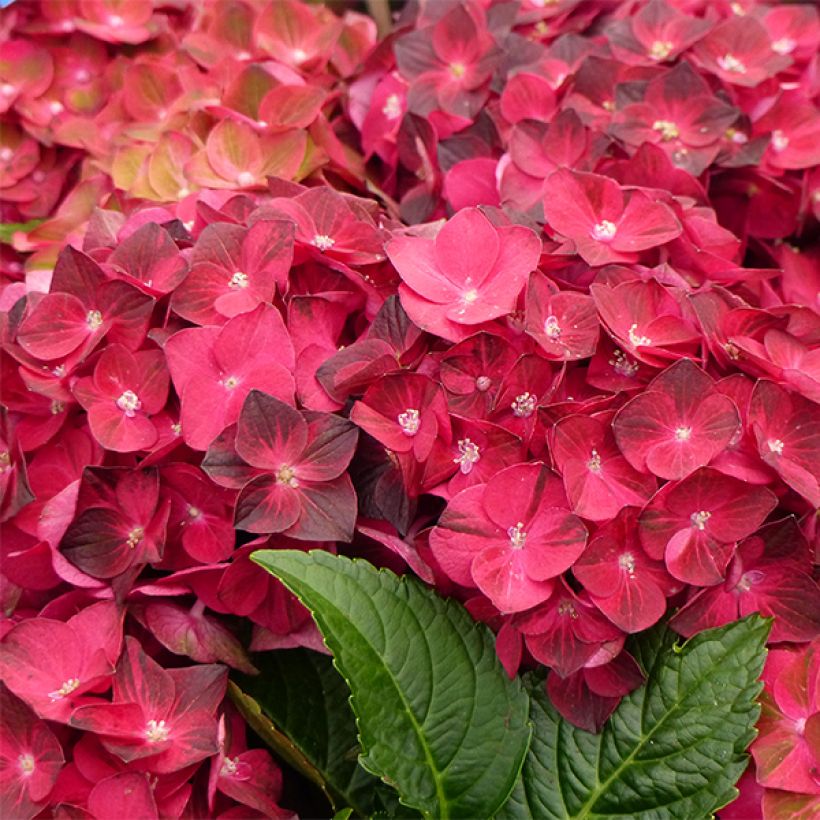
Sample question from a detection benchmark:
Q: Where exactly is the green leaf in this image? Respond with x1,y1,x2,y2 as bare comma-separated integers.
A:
497,616,770,820
230,648,407,817
252,549,532,820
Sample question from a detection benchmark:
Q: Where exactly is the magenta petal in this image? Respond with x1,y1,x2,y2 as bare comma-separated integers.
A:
471,546,554,613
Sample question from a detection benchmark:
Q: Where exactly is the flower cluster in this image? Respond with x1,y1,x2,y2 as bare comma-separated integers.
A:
1,0,819,816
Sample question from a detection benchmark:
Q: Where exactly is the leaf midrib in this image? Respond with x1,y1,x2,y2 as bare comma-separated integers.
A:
279,571,450,820
572,632,751,820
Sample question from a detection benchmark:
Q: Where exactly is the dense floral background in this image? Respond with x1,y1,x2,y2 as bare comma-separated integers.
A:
0,0,818,817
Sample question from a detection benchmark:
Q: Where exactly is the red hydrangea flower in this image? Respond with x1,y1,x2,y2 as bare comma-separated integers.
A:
515,579,624,678
171,220,295,326
430,463,587,613
60,468,170,579
752,641,820,796
639,467,778,586
552,414,657,522
691,16,792,87
574,509,677,633
73,344,169,452
386,207,541,341
0,686,64,820
70,637,227,774
613,359,741,481
351,373,452,463
543,169,682,266
672,519,820,644
230,390,359,541
0,601,123,722
165,304,296,451
524,271,599,361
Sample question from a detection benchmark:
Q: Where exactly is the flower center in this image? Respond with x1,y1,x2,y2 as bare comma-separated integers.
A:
0,147,12,162
48,677,80,701
652,120,680,141
771,37,796,55
587,449,602,473
75,68,90,83
618,552,636,576
507,522,527,550
381,94,402,120
794,717,806,736
674,426,692,441
220,755,241,777
591,220,617,241
171,422,182,436
0,451,10,473
1,83,16,97
86,309,103,331
475,375,492,392
648,40,673,61
543,315,562,339
51,400,64,415
608,349,639,377
628,323,652,347
511,392,537,418
229,271,249,289
312,234,335,251
116,390,142,417
690,510,711,530
291,48,308,64
725,127,748,145
127,526,144,548
187,505,201,518
397,408,420,436
222,375,239,390
236,171,255,187
144,719,170,743
18,754,35,776
558,600,578,618
767,438,784,455
276,465,299,488
453,438,481,475
463,288,479,304
771,130,789,153
717,53,747,74
449,62,466,79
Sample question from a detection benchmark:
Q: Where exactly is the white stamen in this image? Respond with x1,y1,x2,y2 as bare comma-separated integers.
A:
312,234,335,251
511,392,537,418
18,754,35,776
48,677,80,701
220,755,241,777
608,349,639,377
771,130,789,153
86,309,103,330
475,375,492,392
587,449,602,473
543,315,562,339
229,271,249,289
618,552,636,577
116,390,141,417
398,408,420,436
507,522,527,550
628,323,652,347
453,438,481,475
690,510,711,530
236,171,255,187
381,94,402,121
649,40,673,61
276,465,299,488
653,120,680,141
674,426,692,441
767,438,784,455
127,527,144,548
558,600,578,618
591,220,617,241
717,54,747,74
144,719,170,743
771,37,796,55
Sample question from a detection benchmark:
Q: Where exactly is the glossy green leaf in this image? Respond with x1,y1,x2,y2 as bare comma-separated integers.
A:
231,649,406,817
497,615,770,820
252,549,531,820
